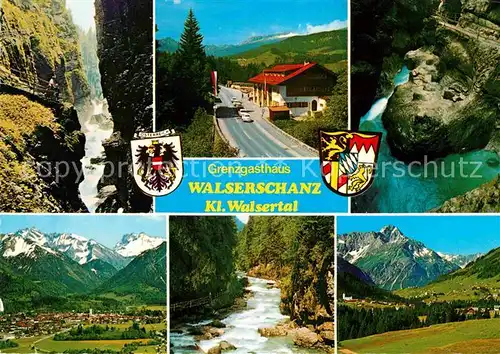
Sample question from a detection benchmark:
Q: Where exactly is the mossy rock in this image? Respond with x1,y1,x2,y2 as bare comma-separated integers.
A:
1,0,89,104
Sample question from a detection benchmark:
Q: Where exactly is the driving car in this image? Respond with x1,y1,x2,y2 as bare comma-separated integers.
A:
238,109,252,117
241,113,253,122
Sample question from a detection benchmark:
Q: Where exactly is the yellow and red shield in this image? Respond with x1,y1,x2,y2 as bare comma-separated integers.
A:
319,131,382,196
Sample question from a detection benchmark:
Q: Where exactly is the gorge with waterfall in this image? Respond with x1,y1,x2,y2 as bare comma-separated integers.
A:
351,0,500,213
0,0,152,212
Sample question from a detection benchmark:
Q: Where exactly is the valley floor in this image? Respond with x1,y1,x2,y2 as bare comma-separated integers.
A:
2,321,166,354
340,318,500,354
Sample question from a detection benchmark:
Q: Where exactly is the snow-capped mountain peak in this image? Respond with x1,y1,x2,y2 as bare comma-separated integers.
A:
50,233,91,265
1,229,128,269
437,252,482,268
115,233,164,257
338,226,460,291
0,234,57,259
16,227,48,245
380,225,405,242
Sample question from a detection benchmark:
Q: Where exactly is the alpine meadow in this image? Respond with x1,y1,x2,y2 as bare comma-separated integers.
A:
337,216,500,354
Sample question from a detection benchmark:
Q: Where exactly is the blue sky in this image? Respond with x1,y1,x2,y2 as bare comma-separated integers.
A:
156,0,348,44
0,215,166,249
337,216,500,255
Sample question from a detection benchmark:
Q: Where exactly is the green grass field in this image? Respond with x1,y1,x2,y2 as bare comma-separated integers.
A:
4,338,163,354
395,273,500,302
2,336,44,353
341,318,500,354
3,322,166,353
138,305,167,311
36,338,150,351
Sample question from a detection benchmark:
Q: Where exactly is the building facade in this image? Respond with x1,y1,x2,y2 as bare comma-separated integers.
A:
248,62,337,117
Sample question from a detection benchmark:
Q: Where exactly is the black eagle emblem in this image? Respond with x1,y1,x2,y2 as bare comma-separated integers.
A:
135,140,180,192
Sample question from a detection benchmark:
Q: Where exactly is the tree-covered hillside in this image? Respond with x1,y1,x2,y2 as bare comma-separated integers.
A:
396,247,500,301
233,29,348,70
169,216,241,310
96,243,167,304
236,216,335,327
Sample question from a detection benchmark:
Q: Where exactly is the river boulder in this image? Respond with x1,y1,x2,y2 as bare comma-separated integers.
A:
219,341,236,351
382,43,499,162
292,327,323,347
207,341,236,354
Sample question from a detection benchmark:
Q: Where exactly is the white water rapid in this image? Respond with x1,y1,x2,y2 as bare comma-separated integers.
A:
170,277,324,354
77,99,113,212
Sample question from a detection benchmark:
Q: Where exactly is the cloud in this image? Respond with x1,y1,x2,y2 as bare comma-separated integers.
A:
173,0,181,4
305,20,347,34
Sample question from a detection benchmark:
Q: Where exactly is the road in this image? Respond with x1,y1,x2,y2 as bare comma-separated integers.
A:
216,86,316,157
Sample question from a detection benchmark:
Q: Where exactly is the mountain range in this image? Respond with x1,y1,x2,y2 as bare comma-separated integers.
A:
396,247,500,302
337,256,403,302
159,29,347,70
158,32,295,57
436,252,483,269
0,228,163,268
0,228,166,309
337,226,479,290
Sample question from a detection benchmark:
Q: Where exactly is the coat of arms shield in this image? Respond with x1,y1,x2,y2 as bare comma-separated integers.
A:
319,130,381,196
131,134,183,197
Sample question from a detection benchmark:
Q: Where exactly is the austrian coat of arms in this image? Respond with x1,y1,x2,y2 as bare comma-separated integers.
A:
131,132,183,197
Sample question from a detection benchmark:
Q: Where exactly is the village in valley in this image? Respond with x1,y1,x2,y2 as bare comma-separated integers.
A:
0,215,167,353
340,292,500,318
0,307,164,341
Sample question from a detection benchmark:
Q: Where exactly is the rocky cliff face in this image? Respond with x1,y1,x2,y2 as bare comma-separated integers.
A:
78,28,103,100
351,0,439,127
0,93,87,212
0,0,89,212
433,175,500,212
338,226,459,290
0,0,90,103
94,0,153,212
288,259,335,347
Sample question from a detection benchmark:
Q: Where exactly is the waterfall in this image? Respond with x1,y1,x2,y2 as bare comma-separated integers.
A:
358,66,500,212
77,99,113,212
0,298,4,312
360,66,410,125
75,25,114,212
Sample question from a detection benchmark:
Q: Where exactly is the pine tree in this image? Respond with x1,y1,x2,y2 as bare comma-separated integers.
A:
169,9,210,127
177,9,206,63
